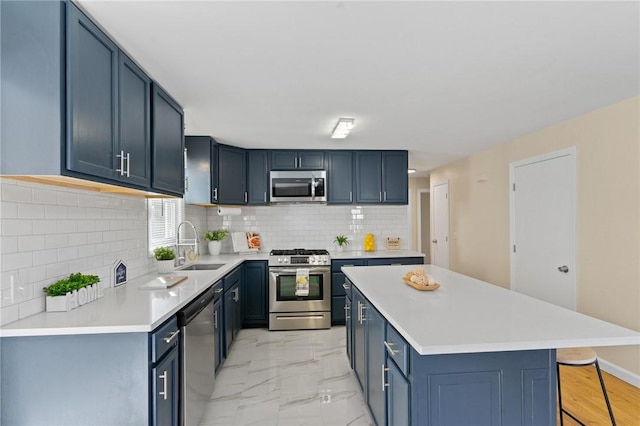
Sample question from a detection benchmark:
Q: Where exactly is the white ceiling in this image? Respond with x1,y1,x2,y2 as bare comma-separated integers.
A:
77,1,639,176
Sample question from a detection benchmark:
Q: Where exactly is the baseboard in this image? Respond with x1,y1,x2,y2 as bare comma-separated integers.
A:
599,358,640,388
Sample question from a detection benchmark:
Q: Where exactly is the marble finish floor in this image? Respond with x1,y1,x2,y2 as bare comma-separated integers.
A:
199,326,373,426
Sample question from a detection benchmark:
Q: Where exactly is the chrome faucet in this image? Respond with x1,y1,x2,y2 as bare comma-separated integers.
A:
175,221,199,266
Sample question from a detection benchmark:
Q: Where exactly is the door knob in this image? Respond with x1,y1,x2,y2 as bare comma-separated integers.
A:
557,265,569,273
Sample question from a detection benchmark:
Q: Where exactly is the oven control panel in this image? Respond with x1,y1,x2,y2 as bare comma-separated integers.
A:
272,255,330,266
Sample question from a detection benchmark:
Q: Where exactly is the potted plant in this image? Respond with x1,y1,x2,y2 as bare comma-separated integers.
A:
204,229,229,255
153,246,175,274
43,273,101,312
334,235,350,252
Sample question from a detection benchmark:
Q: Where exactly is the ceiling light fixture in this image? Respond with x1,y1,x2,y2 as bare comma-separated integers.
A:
408,169,416,174
331,118,355,139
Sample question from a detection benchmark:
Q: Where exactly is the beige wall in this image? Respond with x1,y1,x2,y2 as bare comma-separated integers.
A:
409,177,430,252
430,97,640,376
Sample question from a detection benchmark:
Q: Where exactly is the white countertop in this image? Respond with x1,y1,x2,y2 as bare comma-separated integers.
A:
329,249,425,259
342,265,640,356
0,255,254,337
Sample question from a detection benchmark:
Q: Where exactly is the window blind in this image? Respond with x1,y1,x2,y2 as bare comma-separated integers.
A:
148,198,184,253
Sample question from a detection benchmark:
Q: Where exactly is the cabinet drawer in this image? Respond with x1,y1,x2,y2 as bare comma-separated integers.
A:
150,316,179,363
385,323,409,376
224,266,242,292
332,259,366,272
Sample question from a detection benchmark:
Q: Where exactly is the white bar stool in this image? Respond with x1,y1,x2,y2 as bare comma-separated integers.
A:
556,347,616,425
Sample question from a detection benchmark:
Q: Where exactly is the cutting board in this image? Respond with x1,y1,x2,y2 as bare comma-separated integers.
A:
140,275,188,289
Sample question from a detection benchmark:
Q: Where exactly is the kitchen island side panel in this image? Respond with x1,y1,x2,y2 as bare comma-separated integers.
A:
1,333,149,425
409,348,556,426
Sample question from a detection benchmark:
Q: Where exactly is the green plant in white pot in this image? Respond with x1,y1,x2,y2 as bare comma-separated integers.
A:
334,235,350,252
154,246,175,274
204,229,229,255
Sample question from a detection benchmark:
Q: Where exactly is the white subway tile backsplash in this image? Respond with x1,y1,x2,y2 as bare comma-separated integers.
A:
45,205,67,220
32,249,58,266
57,191,79,206
0,304,19,326
2,219,33,236
18,235,45,252
2,236,18,254
19,296,45,319
32,219,58,235
1,183,32,203
45,234,68,249
3,252,33,270
32,188,59,204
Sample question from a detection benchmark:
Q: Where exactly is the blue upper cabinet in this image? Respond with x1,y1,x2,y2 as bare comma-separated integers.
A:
118,53,151,187
355,151,383,203
217,144,247,205
355,151,408,204
327,151,354,204
247,150,269,205
66,3,119,181
151,83,184,196
271,150,325,170
381,151,408,204
67,3,153,189
185,136,215,204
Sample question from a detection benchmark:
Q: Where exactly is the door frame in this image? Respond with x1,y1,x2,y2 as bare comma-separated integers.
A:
509,147,576,306
417,189,430,254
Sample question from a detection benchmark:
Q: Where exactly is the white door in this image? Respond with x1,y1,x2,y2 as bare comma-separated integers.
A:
418,190,431,263
510,148,576,310
432,182,449,268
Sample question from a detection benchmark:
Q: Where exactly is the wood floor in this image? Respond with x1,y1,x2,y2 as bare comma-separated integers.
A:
557,365,640,425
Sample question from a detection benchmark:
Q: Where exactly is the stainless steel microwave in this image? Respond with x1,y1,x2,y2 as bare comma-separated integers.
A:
270,170,326,203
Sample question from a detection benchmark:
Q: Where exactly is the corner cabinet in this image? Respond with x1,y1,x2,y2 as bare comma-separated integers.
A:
271,150,325,170
151,83,184,196
217,144,247,205
242,261,268,326
355,151,408,204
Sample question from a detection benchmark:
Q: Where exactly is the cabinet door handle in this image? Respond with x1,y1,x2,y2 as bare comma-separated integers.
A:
214,288,224,294
213,310,218,329
185,177,189,192
264,192,267,203
163,329,180,344
125,152,130,177
116,150,126,176
384,341,399,356
244,192,248,203
383,191,387,202
342,283,350,291
349,191,352,203
294,157,298,168
360,304,366,323
213,188,218,201
382,364,389,391
379,192,382,202
344,304,350,320
159,370,168,400
233,288,239,302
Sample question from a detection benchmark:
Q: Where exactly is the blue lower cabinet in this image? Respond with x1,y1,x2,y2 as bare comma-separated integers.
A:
242,261,267,327
332,296,346,324
352,286,367,392
386,359,410,426
213,298,223,371
365,301,386,426
151,346,179,426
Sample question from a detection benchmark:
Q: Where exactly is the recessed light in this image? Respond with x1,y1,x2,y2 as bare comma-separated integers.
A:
331,118,355,139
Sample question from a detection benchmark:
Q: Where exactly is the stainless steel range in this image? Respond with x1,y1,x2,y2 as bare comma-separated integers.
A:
268,249,331,330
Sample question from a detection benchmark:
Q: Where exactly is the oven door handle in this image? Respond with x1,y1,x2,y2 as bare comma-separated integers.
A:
269,267,330,274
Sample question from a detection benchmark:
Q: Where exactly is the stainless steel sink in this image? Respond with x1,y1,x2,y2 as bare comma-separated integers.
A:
178,264,225,271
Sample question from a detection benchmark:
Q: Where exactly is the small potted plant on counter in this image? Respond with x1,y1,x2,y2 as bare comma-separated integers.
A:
43,272,101,312
334,235,350,252
204,229,229,255
154,246,175,274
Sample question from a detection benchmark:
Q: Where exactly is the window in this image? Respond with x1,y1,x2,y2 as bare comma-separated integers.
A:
148,198,184,253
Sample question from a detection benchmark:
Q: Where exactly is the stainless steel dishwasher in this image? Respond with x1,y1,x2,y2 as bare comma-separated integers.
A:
178,287,216,426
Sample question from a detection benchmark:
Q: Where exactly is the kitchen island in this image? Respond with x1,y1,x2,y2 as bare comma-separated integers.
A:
342,264,640,426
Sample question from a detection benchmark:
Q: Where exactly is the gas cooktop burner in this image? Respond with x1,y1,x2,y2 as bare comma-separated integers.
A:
270,248,330,256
